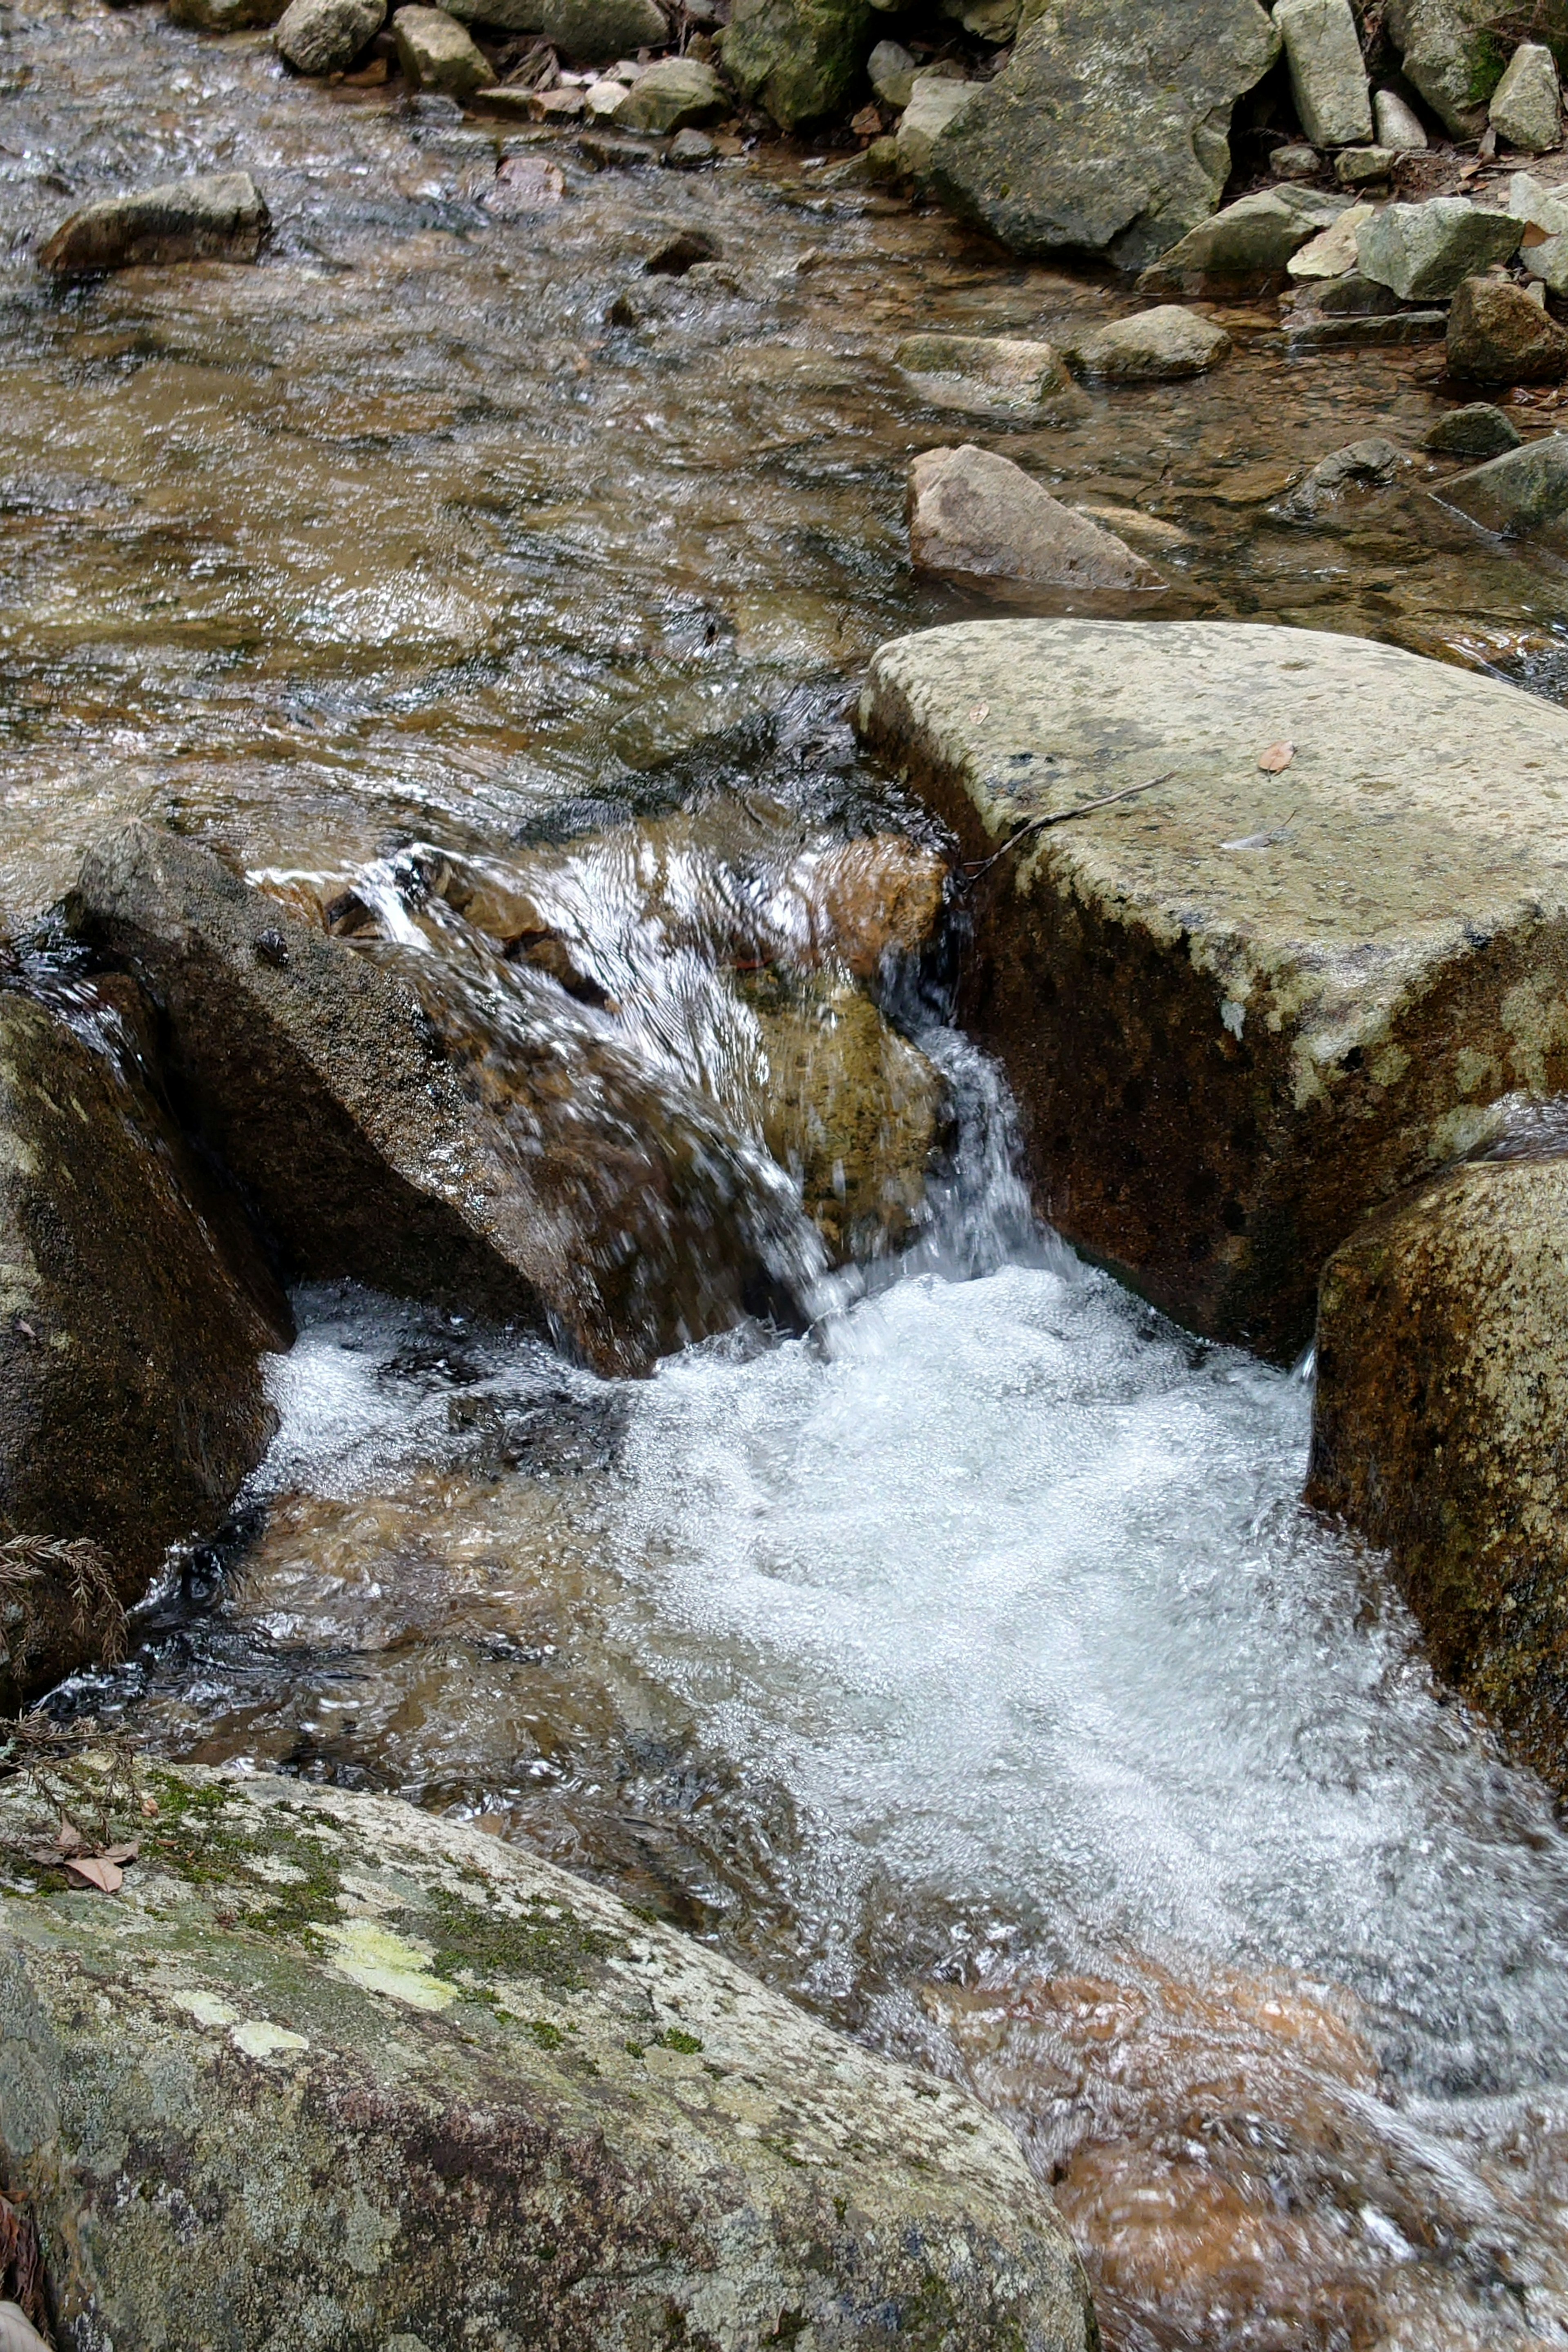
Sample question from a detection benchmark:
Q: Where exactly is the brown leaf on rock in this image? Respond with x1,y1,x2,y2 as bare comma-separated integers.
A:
1258,740,1296,772
62,1853,122,1893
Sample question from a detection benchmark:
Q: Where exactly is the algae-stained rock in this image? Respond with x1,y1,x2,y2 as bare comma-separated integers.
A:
541,0,665,55
275,0,385,69
1385,0,1568,134
393,4,491,94
1063,305,1232,380
1136,185,1347,288
1489,38,1562,148
858,618,1568,1358
169,0,285,26
618,56,725,131
909,445,1165,595
1447,272,1568,381
1356,196,1523,298
1275,0,1372,145
868,33,915,105
1422,398,1522,454
921,0,1281,269
0,985,287,1711
38,172,268,274
1307,1156,1568,1789
894,332,1086,421
67,824,803,1376
1434,431,1568,539
0,1766,1098,2352
722,0,873,128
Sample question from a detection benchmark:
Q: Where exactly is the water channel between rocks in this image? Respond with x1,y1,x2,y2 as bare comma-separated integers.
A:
8,3,1568,2347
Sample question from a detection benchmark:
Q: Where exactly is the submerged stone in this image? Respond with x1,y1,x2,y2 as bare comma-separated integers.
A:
168,0,285,26
38,172,268,272
1063,305,1232,381
858,617,1568,1357
1434,431,1568,538
1421,398,1523,454
0,1766,1098,2351
894,331,1086,420
907,445,1166,595
1270,435,1410,519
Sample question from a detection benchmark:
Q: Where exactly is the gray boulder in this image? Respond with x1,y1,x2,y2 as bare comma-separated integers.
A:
0,984,287,1713
1281,303,1446,345
1276,0,1372,145
857,617,1568,1356
1383,0,1568,135
895,74,978,174
1335,144,1396,183
894,332,1087,420
392,2,491,91
920,0,1281,269
1064,304,1232,379
1355,195,1522,297
542,0,666,59
868,34,915,106
1433,432,1568,541
274,0,384,72
722,0,873,128
1374,84,1430,145
907,445,1165,594
1489,39,1561,150
445,0,547,32
618,56,726,131
1421,399,1522,454
1135,184,1347,287
0,1766,1098,2352
38,172,268,273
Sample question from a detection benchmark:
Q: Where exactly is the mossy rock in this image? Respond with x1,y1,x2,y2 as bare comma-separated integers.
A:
721,0,874,129
1385,0,1568,132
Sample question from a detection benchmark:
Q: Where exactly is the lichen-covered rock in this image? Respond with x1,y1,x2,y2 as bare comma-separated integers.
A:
0,1766,1097,2352
1307,1155,1568,1789
1135,185,1348,289
1275,0,1372,145
1447,272,1568,381
1385,0,1568,134
1489,37,1562,147
618,56,725,131
0,984,287,1711
38,172,268,273
1062,305,1232,381
721,0,873,129
67,824,809,1377
858,618,1568,1358
908,445,1165,595
275,0,385,69
1355,196,1522,298
894,332,1086,420
920,0,1281,269
393,3,491,93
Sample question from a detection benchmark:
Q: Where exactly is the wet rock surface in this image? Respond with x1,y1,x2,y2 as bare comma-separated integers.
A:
1062,305,1232,381
1447,272,1568,381
1434,429,1568,538
0,1765,1097,2352
894,331,1085,419
38,172,269,273
907,445,1165,594
722,0,872,129
860,617,1568,1358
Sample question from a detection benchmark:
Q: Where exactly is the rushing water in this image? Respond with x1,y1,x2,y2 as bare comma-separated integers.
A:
11,0,1568,2343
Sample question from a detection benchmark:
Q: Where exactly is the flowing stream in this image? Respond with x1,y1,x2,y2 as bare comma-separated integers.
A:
9,2,1568,2345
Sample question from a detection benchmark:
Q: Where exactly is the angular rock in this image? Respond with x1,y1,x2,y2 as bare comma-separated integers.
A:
1434,430,1568,539
868,35,915,107
1509,169,1568,289
1272,434,1410,519
1281,302,1446,345
1287,200,1374,277
0,1766,1098,2352
38,172,268,274
722,0,873,128
1064,305,1232,380
1307,1156,1568,1789
1270,140,1322,175
1383,0,1568,136
1355,195,1521,298
168,0,285,26
920,0,1282,270
66,824,807,1378
1276,0,1372,146
1374,84,1430,145
392,3,491,92
1488,38,1561,149
895,74,978,175
0,983,287,1712
907,445,1165,595
1421,398,1523,454
541,0,666,59
1335,143,1396,183
274,0,385,71
894,332,1086,421
1136,185,1347,288
618,55,725,131
1290,264,1399,310
1447,271,1568,381
858,617,1568,1356
666,125,717,164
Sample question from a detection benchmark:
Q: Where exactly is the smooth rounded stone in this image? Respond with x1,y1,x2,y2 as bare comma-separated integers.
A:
1355,195,1522,297
665,124,717,163
894,331,1087,420
1287,199,1373,276
895,73,978,175
858,618,1568,1357
1307,1155,1568,1791
168,0,285,26
392,3,490,92
1135,185,1348,288
1421,397,1523,453
584,74,630,115
920,0,1282,269
750,978,948,1262
38,171,268,272
1433,430,1568,539
721,0,874,128
1488,38,1561,150
542,0,665,59
1270,139,1321,175
618,55,724,130
1063,304,1232,380
1447,271,1568,379
1275,0,1372,145
1335,143,1396,182
0,1767,1098,2352
868,34,915,107
1271,434,1410,518
1374,83,1429,145
0,984,288,1714
274,0,384,71
907,445,1166,595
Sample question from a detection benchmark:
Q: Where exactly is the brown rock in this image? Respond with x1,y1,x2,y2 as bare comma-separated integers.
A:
38,173,268,274
392,4,491,96
1307,1151,1568,1789
1446,272,1568,382
775,833,949,980
907,445,1166,597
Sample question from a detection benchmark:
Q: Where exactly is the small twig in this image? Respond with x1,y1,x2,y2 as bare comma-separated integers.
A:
959,770,1176,884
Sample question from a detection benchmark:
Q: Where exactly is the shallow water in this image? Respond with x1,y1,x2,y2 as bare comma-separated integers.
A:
13,0,1568,2342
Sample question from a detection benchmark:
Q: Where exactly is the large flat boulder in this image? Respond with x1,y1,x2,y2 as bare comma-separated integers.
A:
67,824,807,1376
0,1765,1098,2352
1308,1154,1568,1789
0,982,287,1710
858,619,1568,1358
920,0,1281,269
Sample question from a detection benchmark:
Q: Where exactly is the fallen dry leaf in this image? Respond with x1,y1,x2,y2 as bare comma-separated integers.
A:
53,1820,82,1855
1258,741,1295,773
968,702,991,723
63,1854,122,1893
